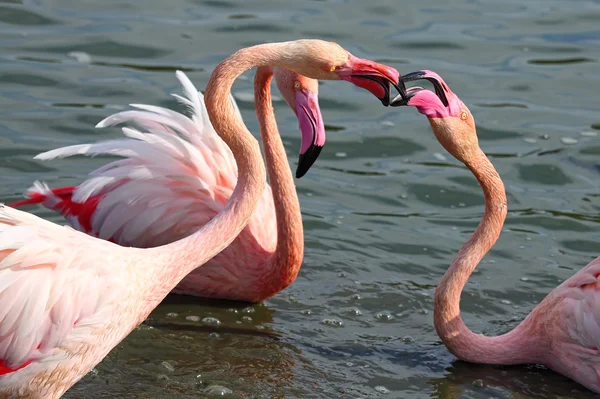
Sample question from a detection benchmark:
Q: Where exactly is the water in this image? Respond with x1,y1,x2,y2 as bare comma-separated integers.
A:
1,0,600,397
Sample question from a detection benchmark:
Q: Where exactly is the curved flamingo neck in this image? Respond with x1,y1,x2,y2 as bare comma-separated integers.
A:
140,43,310,300
254,67,304,299
434,145,543,364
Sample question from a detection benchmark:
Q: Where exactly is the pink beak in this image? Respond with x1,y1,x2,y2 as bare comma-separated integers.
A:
295,90,325,178
338,54,400,106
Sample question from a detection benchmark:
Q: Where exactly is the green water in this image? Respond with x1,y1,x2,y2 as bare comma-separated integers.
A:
1,0,600,397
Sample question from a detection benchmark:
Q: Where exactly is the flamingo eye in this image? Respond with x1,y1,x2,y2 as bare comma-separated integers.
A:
461,111,468,120
330,66,336,72
294,81,301,89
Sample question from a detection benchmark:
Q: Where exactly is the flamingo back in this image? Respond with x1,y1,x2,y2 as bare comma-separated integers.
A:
0,204,124,388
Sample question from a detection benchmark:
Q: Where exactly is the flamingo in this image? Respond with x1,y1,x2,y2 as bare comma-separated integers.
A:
0,39,400,398
390,70,600,393
9,63,398,304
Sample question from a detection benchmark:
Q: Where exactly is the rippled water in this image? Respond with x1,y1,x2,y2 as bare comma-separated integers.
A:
2,0,600,397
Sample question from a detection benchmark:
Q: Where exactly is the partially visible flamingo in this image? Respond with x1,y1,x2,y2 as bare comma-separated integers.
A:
391,70,600,393
0,40,400,398
9,63,397,303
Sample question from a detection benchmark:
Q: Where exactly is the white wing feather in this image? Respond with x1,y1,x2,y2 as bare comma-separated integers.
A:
29,71,275,250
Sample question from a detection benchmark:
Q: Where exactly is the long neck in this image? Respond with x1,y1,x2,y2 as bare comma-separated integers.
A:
434,146,542,364
140,43,305,301
254,67,304,297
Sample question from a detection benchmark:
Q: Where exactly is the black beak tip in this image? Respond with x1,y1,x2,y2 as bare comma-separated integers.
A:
379,95,391,107
295,144,323,178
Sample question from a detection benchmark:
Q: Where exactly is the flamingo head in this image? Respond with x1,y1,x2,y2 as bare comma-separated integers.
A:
282,40,401,107
270,40,401,177
274,67,325,178
390,70,478,163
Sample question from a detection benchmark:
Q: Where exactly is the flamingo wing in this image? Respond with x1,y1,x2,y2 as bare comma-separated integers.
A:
558,256,600,350
0,204,121,373
18,71,275,249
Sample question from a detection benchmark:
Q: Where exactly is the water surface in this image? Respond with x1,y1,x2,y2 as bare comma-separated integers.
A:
1,0,600,397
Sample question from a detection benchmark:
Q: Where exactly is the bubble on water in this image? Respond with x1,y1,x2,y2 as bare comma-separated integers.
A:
376,311,394,321
418,309,429,315
209,332,220,339
339,272,348,278
335,152,347,158
433,152,446,161
561,137,578,145
256,325,265,330
321,318,344,327
67,51,92,63
472,379,484,388
346,361,354,367
300,309,312,315
401,335,415,344
380,120,395,127
161,361,175,372
521,277,530,281
539,133,549,140
400,194,407,199
241,316,253,322
166,312,178,318
186,315,201,322
345,307,362,316
243,307,255,314
205,384,233,396
156,374,169,383
500,299,511,305
523,137,537,144
374,385,390,394
202,317,221,325
227,308,238,313
351,294,361,300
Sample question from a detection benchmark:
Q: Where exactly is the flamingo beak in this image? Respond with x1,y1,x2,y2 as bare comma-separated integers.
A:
390,70,449,107
295,90,326,178
338,55,403,106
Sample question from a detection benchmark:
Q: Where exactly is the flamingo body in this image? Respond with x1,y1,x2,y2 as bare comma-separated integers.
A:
12,72,280,302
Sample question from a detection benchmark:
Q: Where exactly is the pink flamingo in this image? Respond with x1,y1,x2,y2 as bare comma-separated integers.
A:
9,60,398,304
391,70,600,393
0,39,400,398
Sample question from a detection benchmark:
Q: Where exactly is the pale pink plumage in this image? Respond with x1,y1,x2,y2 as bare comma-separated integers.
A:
400,69,600,393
